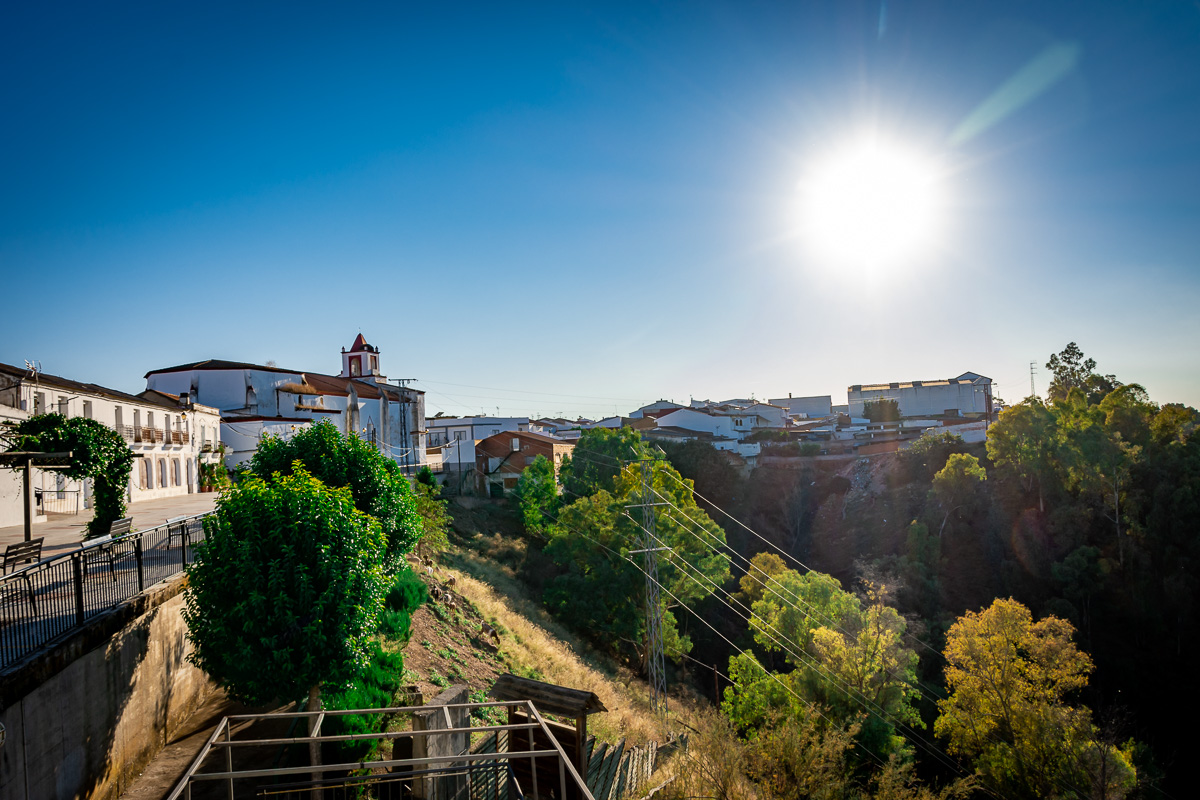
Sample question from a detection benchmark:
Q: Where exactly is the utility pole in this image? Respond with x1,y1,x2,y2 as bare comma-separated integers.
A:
1030,362,1037,399
626,460,669,717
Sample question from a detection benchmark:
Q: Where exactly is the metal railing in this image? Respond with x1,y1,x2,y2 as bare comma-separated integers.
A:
0,512,211,672
35,489,81,516
166,699,594,800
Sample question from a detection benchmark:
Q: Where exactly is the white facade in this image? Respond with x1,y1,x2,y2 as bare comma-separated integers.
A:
425,416,529,471
654,408,739,440
0,362,222,528
144,336,427,471
768,395,834,419
847,372,993,418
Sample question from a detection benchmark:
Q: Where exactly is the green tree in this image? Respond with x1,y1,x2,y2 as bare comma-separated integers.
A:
543,460,730,664
737,551,788,605
935,598,1136,799
184,464,389,715
660,438,744,508
743,569,922,759
249,420,421,560
559,426,657,498
412,480,451,557
1,413,135,538
864,398,901,423
900,431,967,482
931,453,987,537
513,454,559,535
987,399,1059,512
1046,342,1120,405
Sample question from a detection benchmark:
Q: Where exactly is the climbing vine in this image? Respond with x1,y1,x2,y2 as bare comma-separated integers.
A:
1,413,135,538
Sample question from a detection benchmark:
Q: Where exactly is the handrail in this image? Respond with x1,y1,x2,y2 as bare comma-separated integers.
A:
0,512,213,671
165,698,596,800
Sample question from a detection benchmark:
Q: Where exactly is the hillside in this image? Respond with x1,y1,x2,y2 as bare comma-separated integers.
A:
403,495,690,747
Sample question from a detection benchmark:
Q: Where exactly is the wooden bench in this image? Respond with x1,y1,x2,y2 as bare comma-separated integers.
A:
1,537,44,612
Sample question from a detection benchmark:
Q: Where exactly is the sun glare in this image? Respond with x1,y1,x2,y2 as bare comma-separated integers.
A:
799,138,945,273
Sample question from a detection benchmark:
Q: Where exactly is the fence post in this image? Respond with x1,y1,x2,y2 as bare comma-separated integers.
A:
72,553,85,625
135,536,145,592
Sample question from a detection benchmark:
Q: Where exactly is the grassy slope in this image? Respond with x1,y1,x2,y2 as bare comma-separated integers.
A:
402,496,697,747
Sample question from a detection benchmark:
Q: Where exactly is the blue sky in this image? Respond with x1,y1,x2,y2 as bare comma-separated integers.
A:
2,1,1198,418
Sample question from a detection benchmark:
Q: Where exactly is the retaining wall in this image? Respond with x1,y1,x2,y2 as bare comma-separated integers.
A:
0,576,214,800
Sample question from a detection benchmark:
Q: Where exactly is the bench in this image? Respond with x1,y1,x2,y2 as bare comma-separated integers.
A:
1,537,44,612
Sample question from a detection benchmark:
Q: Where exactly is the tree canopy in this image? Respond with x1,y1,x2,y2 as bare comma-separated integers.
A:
249,420,422,560
1,412,134,537
184,465,389,706
936,598,1136,799
543,459,730,664
559,426,657,498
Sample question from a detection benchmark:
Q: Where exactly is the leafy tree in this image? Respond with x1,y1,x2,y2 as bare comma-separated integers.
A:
513,454,559,535
559,426,657,498
742,568,922,760
660,438,744,509
415,465,437,487
863,399,901,423
935,598,1136,799
249,420,421,560
543,460,730,664
900,431,967,483
1046,342,1121,405
737,551,788,605
2,413,135,538
901,521,942,618
931,453,987,537
412,480,450,557
987,400,1059,512
184,465,389,716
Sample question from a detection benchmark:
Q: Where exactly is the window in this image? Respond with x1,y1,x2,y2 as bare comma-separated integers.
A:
454,430,465,441
173,459,181,486
83,400,93,419
525,456,535,465
143,460,152,489
34,392,45,414
58,396,69,416
350,358,361,376
114,406,123,429
158,460,167,487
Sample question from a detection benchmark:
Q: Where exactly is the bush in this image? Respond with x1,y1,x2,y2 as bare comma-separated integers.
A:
325,642,406,760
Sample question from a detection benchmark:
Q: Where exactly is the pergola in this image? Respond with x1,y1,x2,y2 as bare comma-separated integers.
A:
489,672,607,784
0,451,73,542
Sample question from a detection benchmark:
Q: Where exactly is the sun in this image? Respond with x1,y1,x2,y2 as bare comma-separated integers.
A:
799,137,946,273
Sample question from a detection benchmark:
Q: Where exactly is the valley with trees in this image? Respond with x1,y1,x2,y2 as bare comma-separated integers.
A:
174,343,1196,799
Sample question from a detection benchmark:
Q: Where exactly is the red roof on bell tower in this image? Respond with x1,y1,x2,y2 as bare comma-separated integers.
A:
349,333,371,353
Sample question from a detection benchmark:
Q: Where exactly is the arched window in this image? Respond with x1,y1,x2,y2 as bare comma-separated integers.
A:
158,459,167,488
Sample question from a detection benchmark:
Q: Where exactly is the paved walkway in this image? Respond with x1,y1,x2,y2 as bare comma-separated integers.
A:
0,493,218,558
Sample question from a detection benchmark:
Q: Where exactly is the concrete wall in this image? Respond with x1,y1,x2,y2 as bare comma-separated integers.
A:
0,578,215,800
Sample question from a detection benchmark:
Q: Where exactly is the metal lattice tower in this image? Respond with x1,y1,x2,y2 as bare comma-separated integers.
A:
640,460,668,716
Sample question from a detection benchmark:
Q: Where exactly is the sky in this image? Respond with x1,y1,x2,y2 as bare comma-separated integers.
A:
2,1,1198,419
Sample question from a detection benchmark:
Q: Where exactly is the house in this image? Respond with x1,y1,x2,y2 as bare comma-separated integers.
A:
768,394,834,419
426,415,530,478
0,361,222,528
847,372,993,419
629,400,685,419
143,334,427,472
475,430,575,497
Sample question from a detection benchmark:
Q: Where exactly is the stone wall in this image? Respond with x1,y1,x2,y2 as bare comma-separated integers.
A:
0,577,215,800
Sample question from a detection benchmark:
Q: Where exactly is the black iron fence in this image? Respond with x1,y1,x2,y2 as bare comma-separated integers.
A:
0,513,211,672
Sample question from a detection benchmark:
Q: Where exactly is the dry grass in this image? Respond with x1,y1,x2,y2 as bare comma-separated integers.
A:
439,546,699,746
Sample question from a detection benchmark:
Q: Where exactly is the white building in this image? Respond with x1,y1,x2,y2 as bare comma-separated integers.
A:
0,361,222,528
144,334,427,472
629,400,685,419
847,372,993,419
768,394,834,419
425,415,530,475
